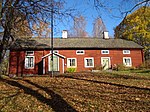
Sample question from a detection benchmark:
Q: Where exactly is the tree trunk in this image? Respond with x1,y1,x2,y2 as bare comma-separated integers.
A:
0,27,12,65
0,44,5,64
0,44,5,74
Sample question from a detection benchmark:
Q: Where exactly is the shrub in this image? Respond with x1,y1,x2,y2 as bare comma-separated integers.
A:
93,65,103,70
0,58,9,75
66,68,76,73
0,51,9,75
113,64,132,71
139,60,150,69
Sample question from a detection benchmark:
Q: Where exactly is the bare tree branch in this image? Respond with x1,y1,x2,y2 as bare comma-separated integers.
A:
122,0,150,18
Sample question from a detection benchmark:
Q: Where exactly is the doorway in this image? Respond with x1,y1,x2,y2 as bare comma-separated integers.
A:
48,55,59,72
101,57,110,70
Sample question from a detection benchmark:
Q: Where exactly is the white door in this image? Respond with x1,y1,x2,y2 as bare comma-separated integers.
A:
101,57,110,70
49,55,59,71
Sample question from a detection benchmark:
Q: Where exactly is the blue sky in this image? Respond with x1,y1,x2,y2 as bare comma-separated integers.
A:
0,0,143,38
53,0,141,37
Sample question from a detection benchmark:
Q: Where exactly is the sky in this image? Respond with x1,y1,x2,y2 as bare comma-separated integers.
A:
53,0,141,38
0,0,145,38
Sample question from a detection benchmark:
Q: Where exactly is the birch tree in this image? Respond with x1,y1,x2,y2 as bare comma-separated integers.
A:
69,15,88,37
92,17,106,38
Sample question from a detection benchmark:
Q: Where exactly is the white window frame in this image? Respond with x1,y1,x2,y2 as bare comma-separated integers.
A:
123,57,132,67
67,58,77,68
84,57,94,68
25,56,35,69
26,51,34,56
101,50,109,54
123,50,130,54
76,50,85,55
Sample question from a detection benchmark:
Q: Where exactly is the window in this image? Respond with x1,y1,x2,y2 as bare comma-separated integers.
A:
101,50,109,54
26,51,34,55
25,56,34,69
67,58,77,67
123,50,130,54
25,51,34,69
50,50,59,54
123,57,132,67
84,58,94,67
76,50,85,55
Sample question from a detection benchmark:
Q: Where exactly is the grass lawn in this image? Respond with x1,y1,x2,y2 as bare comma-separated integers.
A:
0,70,150,112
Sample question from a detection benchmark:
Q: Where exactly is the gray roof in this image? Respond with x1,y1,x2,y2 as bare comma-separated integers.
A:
10,37,143,50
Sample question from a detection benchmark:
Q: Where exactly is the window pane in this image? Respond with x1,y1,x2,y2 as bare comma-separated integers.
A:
126,59,130,65
86,59,89,66
26,51,34,55
76,50,84,55
68,59,76,67
89,59,93,66
50,50,58,53
71,59,75,66
30,57,33,67
102,50,109,54
123,58,131,66
123,50,130,54
25,56,34,68
85,58,93,67
70,59,72,66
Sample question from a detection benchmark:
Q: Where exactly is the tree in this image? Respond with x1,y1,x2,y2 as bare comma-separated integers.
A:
0,0,75,65
33,21,51,38
92,17,106,38
0,51,9,75
0,1,1,17
69,15,88,37
13,20,32,37
114,6,150,60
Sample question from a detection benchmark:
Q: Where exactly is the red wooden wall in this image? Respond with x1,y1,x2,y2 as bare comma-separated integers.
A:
9,49,143,76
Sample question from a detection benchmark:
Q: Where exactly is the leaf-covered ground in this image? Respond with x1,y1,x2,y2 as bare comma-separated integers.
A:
0,71,150,112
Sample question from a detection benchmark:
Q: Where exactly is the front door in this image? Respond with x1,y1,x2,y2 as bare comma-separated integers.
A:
38,60,43,75
49,55,59,71
101,57,110,70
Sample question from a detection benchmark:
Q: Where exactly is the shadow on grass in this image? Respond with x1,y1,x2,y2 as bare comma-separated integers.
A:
108,73,150,80
61,75,150,91
135,70,150,73
0,77,77,112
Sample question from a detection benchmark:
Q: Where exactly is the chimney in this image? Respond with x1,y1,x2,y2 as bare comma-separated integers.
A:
103,31,109,39
62,30,68,38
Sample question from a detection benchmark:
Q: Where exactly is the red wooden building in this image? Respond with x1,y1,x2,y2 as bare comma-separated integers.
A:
9,32,144,76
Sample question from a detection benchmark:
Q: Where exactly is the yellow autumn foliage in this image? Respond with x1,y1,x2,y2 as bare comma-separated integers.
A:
115,6,150,60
